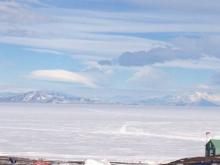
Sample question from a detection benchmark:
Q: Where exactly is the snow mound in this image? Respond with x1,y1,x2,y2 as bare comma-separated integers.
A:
85,159,111,165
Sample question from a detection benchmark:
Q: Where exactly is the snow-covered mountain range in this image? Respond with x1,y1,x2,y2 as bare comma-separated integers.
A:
139,92,220,107
0,90,219,106
0,91,93,104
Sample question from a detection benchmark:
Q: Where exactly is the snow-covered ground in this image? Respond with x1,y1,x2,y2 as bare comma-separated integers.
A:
0,104,219,164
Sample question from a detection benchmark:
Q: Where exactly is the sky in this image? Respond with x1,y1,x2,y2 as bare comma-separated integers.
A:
1,0,220,99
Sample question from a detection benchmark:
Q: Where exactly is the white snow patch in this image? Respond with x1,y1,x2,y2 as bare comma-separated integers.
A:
85,159,111,165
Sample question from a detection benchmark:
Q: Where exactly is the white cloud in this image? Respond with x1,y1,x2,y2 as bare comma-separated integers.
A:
197,84,212,90
188,92,220,104
30,69,96,88
130,67,159,80
0,36,162,58
99,35,220,68
0,1,220,59
83,61,114,75
25,48,64,55
0,1,49,24
154,57,220,70
127,67,169,89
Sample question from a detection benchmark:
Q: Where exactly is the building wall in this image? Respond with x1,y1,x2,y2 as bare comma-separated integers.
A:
206,142,216,157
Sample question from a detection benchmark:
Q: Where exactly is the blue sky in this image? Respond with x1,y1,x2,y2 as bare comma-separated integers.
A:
1,0,220,99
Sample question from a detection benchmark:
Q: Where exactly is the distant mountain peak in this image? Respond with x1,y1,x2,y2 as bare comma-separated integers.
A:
0,90,219,106
140,92,220,107
0,90,93,104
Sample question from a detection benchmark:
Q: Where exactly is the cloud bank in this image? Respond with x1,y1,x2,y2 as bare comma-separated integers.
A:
30,70,96,88
99,36,220,67
0,0,220,58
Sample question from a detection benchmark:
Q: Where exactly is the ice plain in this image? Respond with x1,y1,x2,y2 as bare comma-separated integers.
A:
0,104,219,164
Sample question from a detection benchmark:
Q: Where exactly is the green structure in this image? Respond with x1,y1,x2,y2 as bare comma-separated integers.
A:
206,139,220,156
